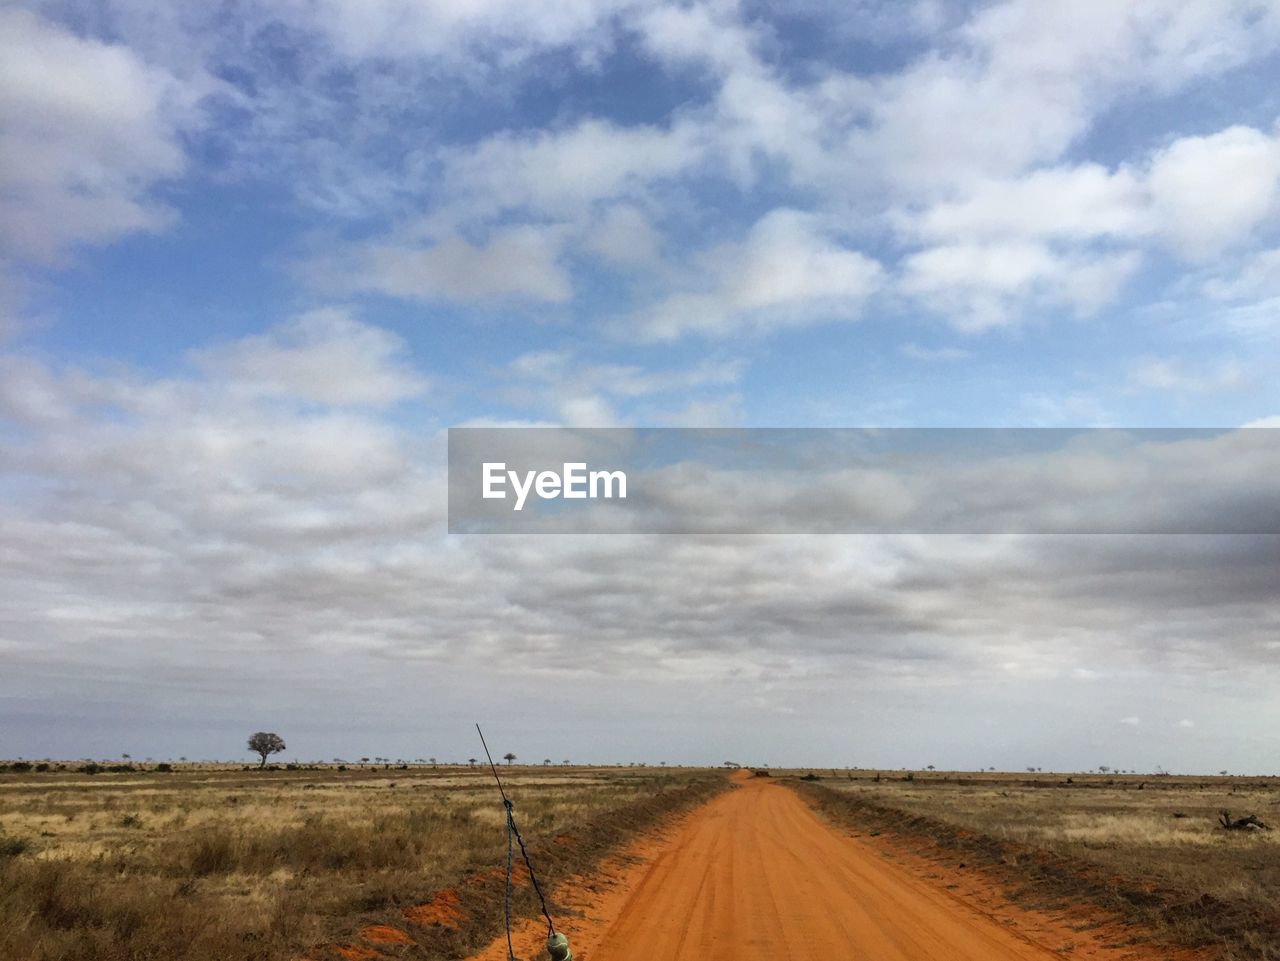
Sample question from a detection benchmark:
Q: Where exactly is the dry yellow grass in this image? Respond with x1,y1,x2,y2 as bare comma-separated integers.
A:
0,763,724,961
794,770,1280,960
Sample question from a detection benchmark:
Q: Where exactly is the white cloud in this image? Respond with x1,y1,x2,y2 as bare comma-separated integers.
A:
190,308,426,407
1203,248,1280,303
354,227,573,304
901,342,967,363
636,3,758,75
437,119,705,225
895,123,1280,327
585,204,663,268
853,0,1280,194
1146,126,1280,260
900,343,970,362
901,241,1140,332
1129,357,1249,394
1120,716,1141,725
637,209,883,340
909,125,1280,259
905,164,1147,244
501,349,743,425
0,8,195,266
268,0,636,65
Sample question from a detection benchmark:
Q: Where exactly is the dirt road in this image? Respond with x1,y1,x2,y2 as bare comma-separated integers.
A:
587,775,1065,961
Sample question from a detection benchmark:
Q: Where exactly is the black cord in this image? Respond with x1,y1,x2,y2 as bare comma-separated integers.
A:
477,723,558,957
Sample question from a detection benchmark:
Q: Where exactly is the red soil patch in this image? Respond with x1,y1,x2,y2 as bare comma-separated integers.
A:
360,924,412,945
403,888,465,928
333,947,379,961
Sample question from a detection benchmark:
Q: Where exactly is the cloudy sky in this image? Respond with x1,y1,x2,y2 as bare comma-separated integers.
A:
2,0,1279,772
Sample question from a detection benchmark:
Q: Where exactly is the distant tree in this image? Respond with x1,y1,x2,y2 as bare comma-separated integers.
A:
468,757,478,768
1098,765,1111,774
247,732,286,768
429,757,438,769
122,753,131,760
562,759,571,766
360,757,369,765
503,752,516,765
926,764,935,771
1220,769,1229,776
543,758,552,766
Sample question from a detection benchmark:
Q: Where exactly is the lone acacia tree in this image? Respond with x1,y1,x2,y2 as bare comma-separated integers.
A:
503,752,516,766
247,732,285,768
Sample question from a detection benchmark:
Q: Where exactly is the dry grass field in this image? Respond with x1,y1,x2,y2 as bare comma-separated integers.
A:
0,763,725,961
793,770,1280,960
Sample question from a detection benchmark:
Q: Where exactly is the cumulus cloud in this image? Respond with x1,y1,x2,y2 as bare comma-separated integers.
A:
900,241,1140,331
0,8,195,267
350,227,573,304
436,119,705,226
1146,126,1280,260
584,204,664,268
636,209,883,340
500,350,743,426
190,308,426,406
850,0,1280,194
894,123,1280,327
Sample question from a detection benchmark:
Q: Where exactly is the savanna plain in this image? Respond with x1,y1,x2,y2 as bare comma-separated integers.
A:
1,763,1276,961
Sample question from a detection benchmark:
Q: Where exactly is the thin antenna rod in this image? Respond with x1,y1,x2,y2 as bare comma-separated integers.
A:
475,723,559,943
476,723,509,804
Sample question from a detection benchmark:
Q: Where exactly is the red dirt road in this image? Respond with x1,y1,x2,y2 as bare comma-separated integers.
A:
467,774,1184,961
587,776,1087,961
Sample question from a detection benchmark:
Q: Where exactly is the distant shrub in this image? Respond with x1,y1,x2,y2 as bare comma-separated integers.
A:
188,832,238,876
79,763,101,775
0,833,32,860
120,814,144,829
5,761,33,773
155,763,172,772
35,763,49,772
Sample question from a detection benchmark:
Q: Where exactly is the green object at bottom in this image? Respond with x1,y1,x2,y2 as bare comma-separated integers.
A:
546,932,572,961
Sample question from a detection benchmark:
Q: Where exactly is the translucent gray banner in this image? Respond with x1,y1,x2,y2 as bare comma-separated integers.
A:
447,428,1280,534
